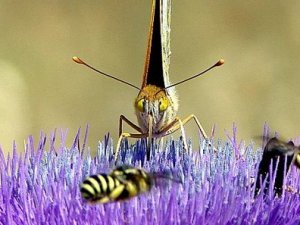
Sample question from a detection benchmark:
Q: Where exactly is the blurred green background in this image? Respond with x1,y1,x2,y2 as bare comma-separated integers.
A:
1,1,300,153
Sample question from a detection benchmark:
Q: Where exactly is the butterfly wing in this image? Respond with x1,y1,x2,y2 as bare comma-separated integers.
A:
142,0,172,90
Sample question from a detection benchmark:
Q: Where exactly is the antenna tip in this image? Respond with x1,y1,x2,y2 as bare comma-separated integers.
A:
72,56,83,64
216,59,225,66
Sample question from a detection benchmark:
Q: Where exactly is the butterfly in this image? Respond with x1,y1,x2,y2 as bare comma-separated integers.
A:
73,0,224,160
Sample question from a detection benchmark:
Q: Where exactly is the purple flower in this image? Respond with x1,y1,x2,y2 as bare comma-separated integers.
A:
0,126,299,225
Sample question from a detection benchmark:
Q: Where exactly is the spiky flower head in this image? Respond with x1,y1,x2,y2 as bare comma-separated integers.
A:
0,127,299,225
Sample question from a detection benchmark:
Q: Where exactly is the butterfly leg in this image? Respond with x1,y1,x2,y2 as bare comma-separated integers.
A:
160,114,217,152
157,137,164,151
119,115,142,136
147,115,154,160
157,117,188,151
178,118,188,150
115,132,148,162
150,119,179,152
184,114,208,139
118,115,143,159
118,115,154,160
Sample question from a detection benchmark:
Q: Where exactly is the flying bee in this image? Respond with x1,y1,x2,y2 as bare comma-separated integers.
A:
73,0,224,160
80,165,179,204
255,137,300,196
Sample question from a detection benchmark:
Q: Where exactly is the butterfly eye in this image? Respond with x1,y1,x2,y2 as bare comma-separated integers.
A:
159,98,168,112
136,99,145,112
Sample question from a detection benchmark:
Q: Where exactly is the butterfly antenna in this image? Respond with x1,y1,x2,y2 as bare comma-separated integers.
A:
165,59,224,89
73,56,140,90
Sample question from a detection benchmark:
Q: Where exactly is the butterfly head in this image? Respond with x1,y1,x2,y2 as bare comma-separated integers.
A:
135,84,176,133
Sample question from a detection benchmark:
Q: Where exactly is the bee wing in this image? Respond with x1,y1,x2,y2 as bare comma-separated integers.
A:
266,137,300,169
265,137,294,154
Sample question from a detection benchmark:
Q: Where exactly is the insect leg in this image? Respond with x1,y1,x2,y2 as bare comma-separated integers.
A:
159,118,179,133
157,117,188,151
147,115,154,160
178,119,188,150
159,115,217,152
160,115,208,139
119,115,143,136
182,114,208,139
115,132,148,161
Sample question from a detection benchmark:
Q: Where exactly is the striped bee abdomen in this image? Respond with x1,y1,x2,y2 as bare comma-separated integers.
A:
80,174,122,203
80,165,155,204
